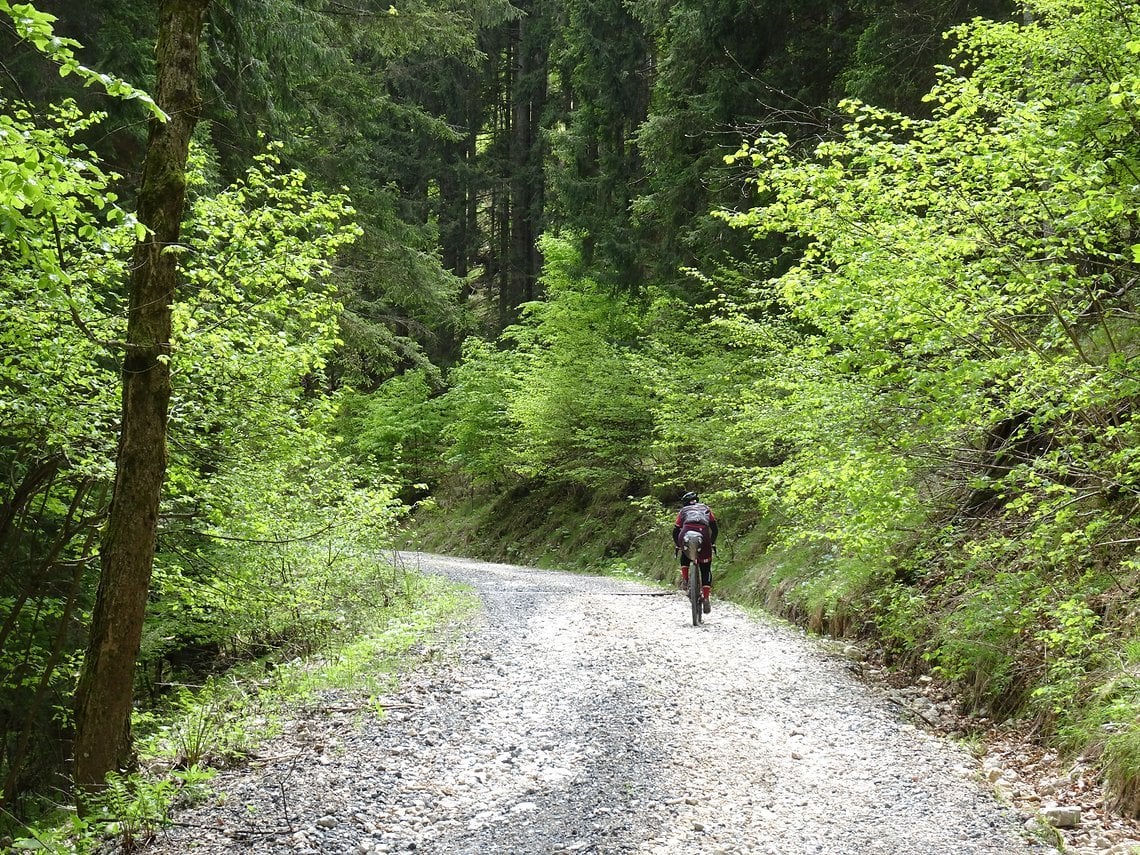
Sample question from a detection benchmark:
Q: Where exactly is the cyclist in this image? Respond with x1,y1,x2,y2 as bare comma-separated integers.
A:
673,491,718,613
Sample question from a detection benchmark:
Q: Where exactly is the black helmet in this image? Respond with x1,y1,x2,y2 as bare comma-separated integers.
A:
682,491,699,505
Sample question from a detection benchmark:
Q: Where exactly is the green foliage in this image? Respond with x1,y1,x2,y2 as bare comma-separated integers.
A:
141,570,474,771
0,41,389,809
708,0,1140,797
0,0,161,117
336,369,447,484
138,144,378,675
8,810,98,853
203,0,517,379
873,583,933,661
90,771,179,849
641,284,783,494
139,571,475,768
627,0,896,284
269,572,478,704
145,454,404,672
504,237,657,488
721,0,1140,563
12,0,1140,826
12,568,472,848
0,100,129,471
841,0,1014,115
439,337,524,486
441,235,663,491
7,766,208,853
141,681,269,770
546,0,651,285
1031,598,1107,722
0,94,136,807
413,477,672,570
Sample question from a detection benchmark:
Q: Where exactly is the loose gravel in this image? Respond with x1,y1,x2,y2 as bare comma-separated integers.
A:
141,553,1056,854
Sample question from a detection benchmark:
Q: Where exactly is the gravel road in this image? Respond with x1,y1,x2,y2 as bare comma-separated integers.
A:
142,553,1051,855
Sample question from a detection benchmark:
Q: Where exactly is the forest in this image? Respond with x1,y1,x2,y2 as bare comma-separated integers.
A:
4,0,1140,845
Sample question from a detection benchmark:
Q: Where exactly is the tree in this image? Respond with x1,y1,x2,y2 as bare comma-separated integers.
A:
844,0,1013,114
0,99,127,808
719,0,1140,757
72,0,211,793
546,0,652,287
628,0,863,284
443,236,657,491
0,0,167,805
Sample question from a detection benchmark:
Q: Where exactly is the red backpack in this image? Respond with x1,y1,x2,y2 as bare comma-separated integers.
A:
678,502,711,527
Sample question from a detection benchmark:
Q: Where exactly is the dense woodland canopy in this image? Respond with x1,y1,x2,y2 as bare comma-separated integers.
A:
6,0,1140,838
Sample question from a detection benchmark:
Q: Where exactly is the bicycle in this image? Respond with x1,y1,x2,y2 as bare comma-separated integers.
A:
680,529,705,626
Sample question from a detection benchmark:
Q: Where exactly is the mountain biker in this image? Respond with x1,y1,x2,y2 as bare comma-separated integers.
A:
673,491,718,614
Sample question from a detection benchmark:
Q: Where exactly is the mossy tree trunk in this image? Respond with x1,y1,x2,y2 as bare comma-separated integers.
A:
72,0,210,797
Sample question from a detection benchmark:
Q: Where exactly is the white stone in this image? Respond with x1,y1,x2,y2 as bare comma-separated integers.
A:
1041,806,1081,828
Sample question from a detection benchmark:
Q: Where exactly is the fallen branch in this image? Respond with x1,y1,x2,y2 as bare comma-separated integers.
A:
321,702,422,712
887,695,940,728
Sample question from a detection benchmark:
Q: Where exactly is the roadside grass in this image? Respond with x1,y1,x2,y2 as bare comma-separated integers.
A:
8,566,477,854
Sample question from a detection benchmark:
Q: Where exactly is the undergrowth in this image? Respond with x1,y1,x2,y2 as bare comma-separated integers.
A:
7,565,476,853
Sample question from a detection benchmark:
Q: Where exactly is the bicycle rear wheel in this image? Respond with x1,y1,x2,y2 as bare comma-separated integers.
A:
687,542,702,626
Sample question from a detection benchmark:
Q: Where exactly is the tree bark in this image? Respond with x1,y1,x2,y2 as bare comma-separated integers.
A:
72,0,210,797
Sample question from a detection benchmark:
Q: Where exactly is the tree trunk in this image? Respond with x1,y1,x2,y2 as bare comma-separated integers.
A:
498,5,548,329
72,0,210,797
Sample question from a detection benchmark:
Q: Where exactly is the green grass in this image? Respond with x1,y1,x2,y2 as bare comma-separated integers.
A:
138,571,478,766
10,567,477,854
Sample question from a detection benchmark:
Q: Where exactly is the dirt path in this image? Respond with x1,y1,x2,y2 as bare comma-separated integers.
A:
142,554,1051,854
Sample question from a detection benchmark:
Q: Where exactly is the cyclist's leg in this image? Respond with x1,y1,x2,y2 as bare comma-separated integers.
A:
679,526,701,588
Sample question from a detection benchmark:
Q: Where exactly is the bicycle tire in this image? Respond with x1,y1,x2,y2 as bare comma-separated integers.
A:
687,540,702,626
